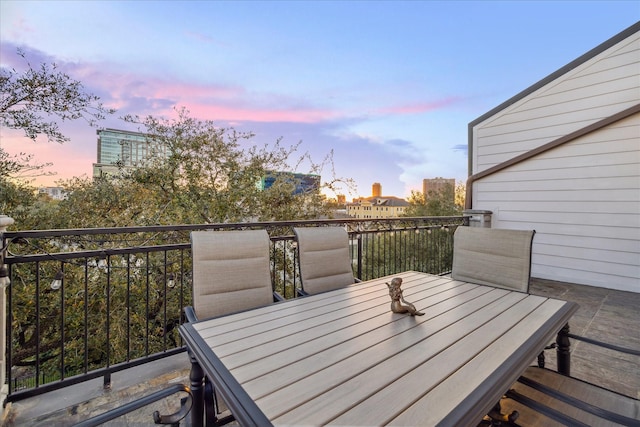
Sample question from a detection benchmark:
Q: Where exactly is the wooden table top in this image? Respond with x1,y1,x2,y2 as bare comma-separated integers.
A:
179,271,578,426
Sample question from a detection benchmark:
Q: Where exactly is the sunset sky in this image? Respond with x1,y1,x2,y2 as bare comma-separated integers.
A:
1,1,638,198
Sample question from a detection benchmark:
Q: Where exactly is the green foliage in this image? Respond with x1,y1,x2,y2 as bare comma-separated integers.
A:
0,48,115,144
36,107,348,228
402,182,464,217
359,227,455,280
1,48,114,224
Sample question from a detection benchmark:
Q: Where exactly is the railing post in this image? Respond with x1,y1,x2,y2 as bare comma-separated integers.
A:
356,233,363,280
0,215,16,408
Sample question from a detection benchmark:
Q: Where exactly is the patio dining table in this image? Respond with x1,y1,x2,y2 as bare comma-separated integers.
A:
178,271,578,426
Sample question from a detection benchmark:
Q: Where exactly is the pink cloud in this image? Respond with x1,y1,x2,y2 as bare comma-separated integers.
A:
3,41,459,129
184,102,340,123
3,42,337,125
375,97,462,115
97,72,341,124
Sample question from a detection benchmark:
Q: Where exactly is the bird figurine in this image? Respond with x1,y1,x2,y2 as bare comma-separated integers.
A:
386,277,424,316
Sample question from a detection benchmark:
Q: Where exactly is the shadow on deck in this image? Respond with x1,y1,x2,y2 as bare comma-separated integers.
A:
2,278,638,426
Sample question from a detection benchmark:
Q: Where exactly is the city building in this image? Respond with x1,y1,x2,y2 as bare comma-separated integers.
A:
92,128,167,178
422,177,455,198
259,172,321,195
38,186,66,200
372,182,382,197
346,183,409,218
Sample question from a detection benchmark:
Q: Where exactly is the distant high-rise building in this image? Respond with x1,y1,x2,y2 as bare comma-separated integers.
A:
259,172,321,195
422,178,455,198
93,128,167,178
372,182,382,197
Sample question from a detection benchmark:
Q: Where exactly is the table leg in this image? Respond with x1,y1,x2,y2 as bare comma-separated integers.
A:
556,323,571,376
188,350,205,427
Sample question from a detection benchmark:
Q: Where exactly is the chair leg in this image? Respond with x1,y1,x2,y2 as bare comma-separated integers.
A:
204,377,236,427
480,400,520,426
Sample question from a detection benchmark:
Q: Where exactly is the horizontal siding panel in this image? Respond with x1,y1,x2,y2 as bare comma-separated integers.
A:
475,101,638,154
487,200,638,214
494,210,639,228
475,122,575,150
535,254,640,278
479,149,639,172
501,221,640,241
475,113,637,150
477,90,637,137
532,264,639,293
492,78,639,128
477,127,638,156
535,242,639,266
477,176,638,192
541,62,639,97
479,117,638,150
476,165,639,185
477,188,638,203
534,254,638,281
534,232,640,253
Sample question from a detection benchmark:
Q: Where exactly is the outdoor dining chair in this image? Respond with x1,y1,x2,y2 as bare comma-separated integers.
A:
451,226,536,292
185,229,283,322
294,226,359,296
185,229,283,426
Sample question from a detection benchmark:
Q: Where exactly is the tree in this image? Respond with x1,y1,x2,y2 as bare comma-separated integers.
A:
402,181,463,217
0,48,115,144
1,48,115,221
109,107,351,225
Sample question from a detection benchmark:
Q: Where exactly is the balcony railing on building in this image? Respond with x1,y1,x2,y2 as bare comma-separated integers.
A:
1,216,467,403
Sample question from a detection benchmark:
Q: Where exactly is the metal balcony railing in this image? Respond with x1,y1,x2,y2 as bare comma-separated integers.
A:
1,216,467,402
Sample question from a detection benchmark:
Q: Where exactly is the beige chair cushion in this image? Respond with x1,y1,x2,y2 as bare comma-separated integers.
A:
451,227,535,292
294,227,355,295
191,229,274,319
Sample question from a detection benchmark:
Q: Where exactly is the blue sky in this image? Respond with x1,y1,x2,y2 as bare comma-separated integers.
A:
1,1,638,198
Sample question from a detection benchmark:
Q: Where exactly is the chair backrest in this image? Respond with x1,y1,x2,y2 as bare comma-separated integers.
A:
191,229,274,319
451,226,536,292
294,227,356,295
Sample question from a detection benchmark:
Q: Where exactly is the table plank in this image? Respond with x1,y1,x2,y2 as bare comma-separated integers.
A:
194,272,434,345
238,285,503,392
262,292,530,424
218,276,465,364
390,299,575,426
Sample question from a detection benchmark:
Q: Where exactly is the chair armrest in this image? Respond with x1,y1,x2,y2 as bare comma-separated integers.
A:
566,333,640,356
184,306,198,323
272,291,285,302
538,332,640,369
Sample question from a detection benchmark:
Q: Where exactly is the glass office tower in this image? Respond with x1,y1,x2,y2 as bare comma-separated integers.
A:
93,128,166,178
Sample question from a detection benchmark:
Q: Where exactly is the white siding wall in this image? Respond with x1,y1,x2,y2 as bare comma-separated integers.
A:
473,30,639,173
471,29,640,292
